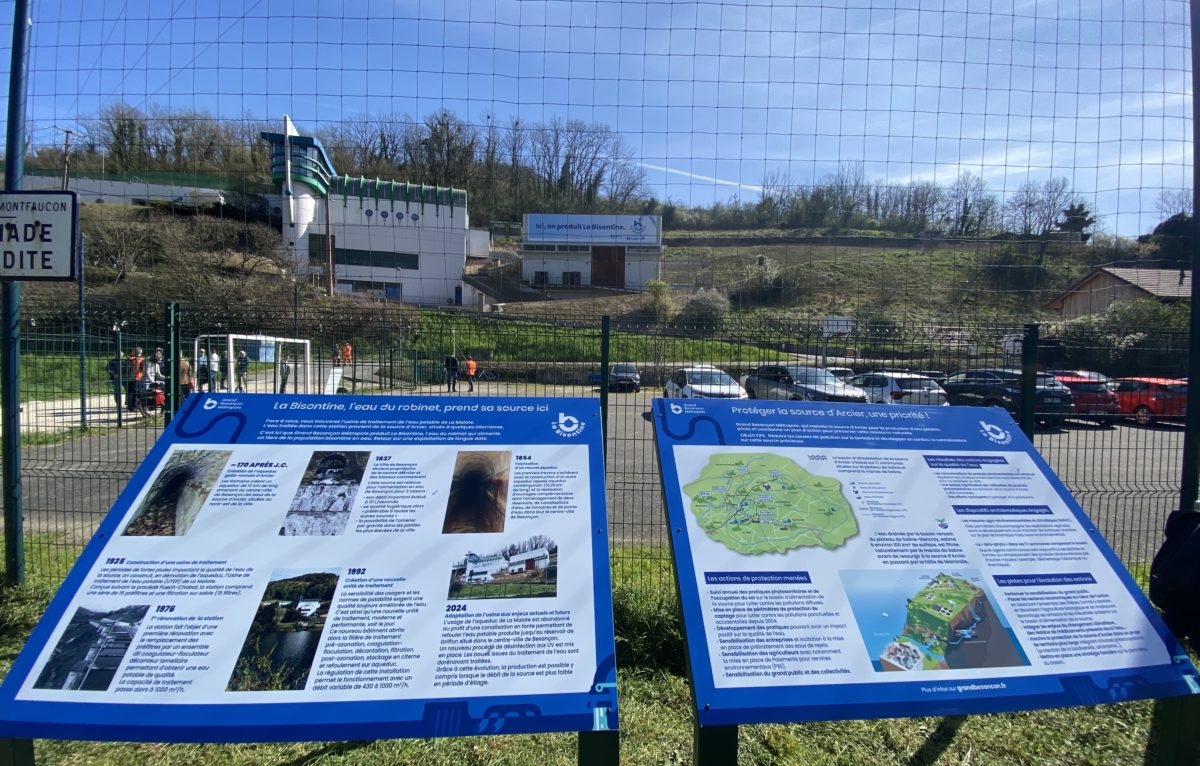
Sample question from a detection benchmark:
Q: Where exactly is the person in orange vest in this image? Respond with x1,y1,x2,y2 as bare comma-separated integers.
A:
341,342,353,366
464,353,478,392
125,347,144,412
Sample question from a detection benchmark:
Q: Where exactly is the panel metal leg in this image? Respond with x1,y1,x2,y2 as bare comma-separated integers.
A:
0,739,34,766
578,729,620,766
694,723,737,766
1148,694,1200,766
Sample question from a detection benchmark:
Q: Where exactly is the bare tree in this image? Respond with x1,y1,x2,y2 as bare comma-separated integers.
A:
1155,189,1193,219
601,136,647,210
421,110,477,189
89,103,151,171
503,117,527,219
944,171,997,236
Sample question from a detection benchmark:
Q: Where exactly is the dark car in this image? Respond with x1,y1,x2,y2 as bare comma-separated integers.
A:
608,363,641,392
941,368,1074,428
740,365,868,402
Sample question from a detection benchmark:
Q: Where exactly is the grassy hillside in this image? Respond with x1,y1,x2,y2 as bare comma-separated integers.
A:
23,210,1111,325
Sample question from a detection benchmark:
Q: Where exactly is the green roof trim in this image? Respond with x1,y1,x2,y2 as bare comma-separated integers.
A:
330,176,466,207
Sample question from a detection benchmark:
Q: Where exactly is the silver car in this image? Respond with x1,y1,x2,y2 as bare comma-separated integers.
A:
663,365,748,399
848,372,949,405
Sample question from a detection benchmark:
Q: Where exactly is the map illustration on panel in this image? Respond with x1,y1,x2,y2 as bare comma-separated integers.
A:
683,453,858,554
842,570,1030,672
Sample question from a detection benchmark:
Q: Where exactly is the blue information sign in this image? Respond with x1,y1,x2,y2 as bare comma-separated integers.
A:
652,398,1198,726
0,395,617,742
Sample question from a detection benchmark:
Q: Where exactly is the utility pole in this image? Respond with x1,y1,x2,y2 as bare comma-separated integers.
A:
56,126,72,190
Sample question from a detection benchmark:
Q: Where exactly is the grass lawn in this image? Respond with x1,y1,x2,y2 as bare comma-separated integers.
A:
0,540,1190,765
451,582,556,599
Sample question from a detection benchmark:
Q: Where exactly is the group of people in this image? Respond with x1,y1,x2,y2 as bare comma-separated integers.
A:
443,352,479,392
109,343,491,406
106,346,168,413
107,345,298,413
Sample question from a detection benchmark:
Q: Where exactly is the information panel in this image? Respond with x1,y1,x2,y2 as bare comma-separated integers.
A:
0,395,618,742
0,191,78,280
653,399,1198,726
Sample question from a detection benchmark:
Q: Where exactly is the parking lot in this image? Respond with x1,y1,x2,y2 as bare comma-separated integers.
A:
19,384,1184,569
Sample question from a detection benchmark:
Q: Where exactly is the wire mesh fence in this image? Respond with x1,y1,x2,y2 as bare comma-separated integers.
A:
3,0,1195,607
11,300,1190,586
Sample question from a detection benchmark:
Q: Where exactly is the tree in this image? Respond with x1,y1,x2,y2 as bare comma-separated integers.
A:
1004,177,1076,262
421,110,477,189
1156,189,1193,219
90,103,151,171
1054,202,1096,242
944,171,997,236
1138,213,1192,266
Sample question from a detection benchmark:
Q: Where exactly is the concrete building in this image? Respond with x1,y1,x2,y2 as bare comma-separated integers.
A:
519,213,663,291
506,548,550,574
261,117,478,305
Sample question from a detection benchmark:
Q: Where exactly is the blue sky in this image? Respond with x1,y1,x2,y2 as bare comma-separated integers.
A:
1,0,1192,235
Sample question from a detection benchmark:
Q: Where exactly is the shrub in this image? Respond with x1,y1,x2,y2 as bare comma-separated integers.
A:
677,288,730,329
644,279,675,320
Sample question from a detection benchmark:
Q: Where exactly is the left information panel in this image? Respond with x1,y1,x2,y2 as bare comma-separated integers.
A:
0,394,618,742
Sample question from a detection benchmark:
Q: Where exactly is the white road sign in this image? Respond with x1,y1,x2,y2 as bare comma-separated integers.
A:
823,315,855,338
0,191,79,280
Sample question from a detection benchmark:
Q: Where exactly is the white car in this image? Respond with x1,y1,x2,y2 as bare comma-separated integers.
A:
848,372,949,405
663,365,748,399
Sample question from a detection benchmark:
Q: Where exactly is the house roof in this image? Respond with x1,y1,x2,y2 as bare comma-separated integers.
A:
1102,267,1191,297
1045,267,1192,310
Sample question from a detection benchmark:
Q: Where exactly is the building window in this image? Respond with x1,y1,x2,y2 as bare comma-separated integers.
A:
309,233,419,270
533,271,549,286
563,271,582,286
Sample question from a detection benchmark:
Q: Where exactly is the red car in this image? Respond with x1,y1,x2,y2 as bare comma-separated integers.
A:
1112,377,1188,426
1054,374,1119,424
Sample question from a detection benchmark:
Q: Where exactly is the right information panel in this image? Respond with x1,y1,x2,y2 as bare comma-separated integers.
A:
652,399,1199,726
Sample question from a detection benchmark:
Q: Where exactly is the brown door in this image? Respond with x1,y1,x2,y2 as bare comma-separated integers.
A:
590,247,626,288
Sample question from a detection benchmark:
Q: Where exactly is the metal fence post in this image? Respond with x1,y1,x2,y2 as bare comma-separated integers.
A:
1018,323,1038,437
2,0,32,588
113,326,123,429
165,302,178,422
600,316,611,463
77,235,86,430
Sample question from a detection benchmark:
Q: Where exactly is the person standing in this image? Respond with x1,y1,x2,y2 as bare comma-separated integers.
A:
195,348,208,393
210,350,223,390
444,352,459,392
142,348,165,386
125,347,144,412
234,350,250,392
464,353,477,392
106,351,124,408
342,342,353,366
279,354,293,394
178,353,193,400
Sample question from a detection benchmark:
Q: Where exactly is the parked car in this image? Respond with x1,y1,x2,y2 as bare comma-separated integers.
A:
663,365,748,399
941,368,1074,427
608,363,641,392
1047,369,1115,389
1052,374,1120,424
740,365,868,402
848,371,949,405
1112,377,1188,426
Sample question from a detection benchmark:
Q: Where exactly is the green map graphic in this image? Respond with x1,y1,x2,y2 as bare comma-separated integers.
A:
683,454,858,554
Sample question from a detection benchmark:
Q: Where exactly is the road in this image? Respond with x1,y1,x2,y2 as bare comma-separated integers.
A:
18,386,1185,566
